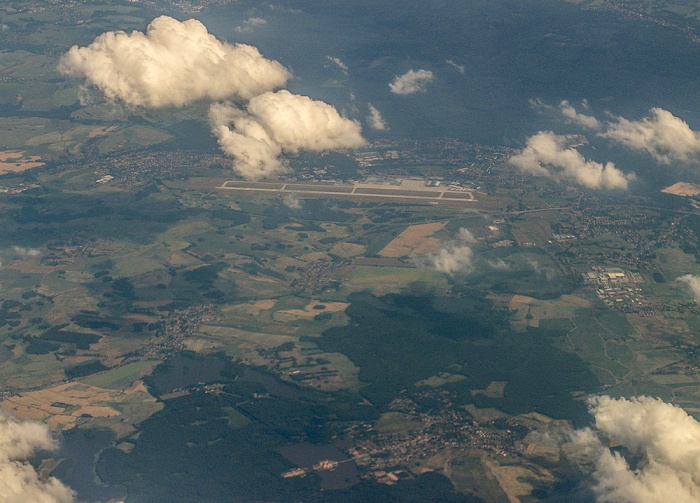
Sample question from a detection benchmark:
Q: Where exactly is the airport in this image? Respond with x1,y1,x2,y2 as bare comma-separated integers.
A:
217,177,477,204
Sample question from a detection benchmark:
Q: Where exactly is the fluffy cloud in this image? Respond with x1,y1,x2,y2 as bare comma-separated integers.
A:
487,258,510,270
59,16,290,107
456,227,477,244
570,396,700,503
558,100,602,130
389,69,434,95
429,245,473,275
60,16,368,180
602,108,700,163
678,275,700,301
282,193,302,209
0,411,74,503
366,104,387,130
426,228,475,275
11,246,40,257
548,101,700,164
210,90,366,179
234,17,267,33
531,99,602,130
509,131,634,190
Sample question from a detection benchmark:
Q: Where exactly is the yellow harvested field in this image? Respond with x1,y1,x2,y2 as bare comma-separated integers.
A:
509,294,535,307
379,221,447,257
184,337,223,352
1,380,159,431
235,271,282,283
222,299,278,318
88,125,119,138
330,242,366,258
276,300,348,318
484,459,554,503
471,381,508,399
0,150,43,173
416,373,467,388
661,182,700,197
254,299,278,310
464,405,508,422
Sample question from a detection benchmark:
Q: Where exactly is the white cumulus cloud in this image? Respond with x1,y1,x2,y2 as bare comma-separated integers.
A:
282,193,302,209
11,246,40,257
389,69,434,95
210,90,366,179
0,411,74,503
234,17,267,33
570,396,700,503
602,108,700,164
558,100,602,130
456,227,477,244
509,131,634,190
59,16,290,107
366,104,387,130
426,228,475,275
545,100,700,164
487,258,510,270
429,245,473,275
678,275,700,301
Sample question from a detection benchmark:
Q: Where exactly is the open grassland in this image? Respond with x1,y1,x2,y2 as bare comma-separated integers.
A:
510,216,555,246
484,458,554,503
376,412,422,434
348,265,447,294
0,116,171,158
197,325,297,358
81,361,161,390
0,353,65,389
626,313,694,342
416,372,467,388
559,314,637,385
507,293,590,330
273,300,348,320
435,450,511,503
330,242,366,257
471,381,508,399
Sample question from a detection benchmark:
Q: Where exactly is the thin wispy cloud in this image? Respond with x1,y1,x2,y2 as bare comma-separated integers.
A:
326,56,348,74
445,59,465,74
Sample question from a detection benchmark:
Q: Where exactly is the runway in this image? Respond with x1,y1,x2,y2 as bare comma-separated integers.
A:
216,180,476,203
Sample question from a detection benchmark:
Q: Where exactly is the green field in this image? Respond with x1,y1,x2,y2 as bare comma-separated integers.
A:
81,361,162,390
